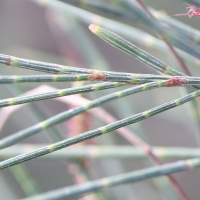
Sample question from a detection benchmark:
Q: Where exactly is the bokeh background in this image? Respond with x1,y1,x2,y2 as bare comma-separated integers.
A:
1,0,200,199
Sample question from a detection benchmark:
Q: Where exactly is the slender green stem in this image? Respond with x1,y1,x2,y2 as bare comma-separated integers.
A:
0,82,129,108
1,74,200,84
89,24,182,75
0,73,175,83
2,144,200,159
21,157,200,200
0,53,131,76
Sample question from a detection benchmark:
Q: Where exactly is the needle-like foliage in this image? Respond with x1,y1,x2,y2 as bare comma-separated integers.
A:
2,1,200,200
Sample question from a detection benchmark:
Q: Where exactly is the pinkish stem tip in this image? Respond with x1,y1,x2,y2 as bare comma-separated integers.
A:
89,24,99,33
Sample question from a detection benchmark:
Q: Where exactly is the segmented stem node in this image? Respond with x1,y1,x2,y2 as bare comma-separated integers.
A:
88,73,106,81
166,77,188,87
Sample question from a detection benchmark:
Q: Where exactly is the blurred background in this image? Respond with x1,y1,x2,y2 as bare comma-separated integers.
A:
1,0,200,199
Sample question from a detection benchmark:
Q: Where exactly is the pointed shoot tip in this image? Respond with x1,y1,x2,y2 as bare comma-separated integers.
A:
89,24,99,33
